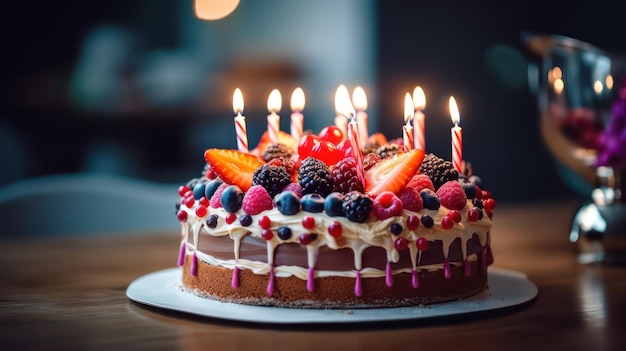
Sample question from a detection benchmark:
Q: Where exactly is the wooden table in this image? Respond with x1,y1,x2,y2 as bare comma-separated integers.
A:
2,200,625,350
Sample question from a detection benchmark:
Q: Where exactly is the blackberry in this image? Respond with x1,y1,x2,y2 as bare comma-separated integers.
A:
331,158,364,194
342,191,373,223
252,164,292,198
418,153,459,189
262,143,292,162
363,152,382,171
376,144,402,159
297,157,334,197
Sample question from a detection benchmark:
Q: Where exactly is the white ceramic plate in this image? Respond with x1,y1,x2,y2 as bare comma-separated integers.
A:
126,267,537,324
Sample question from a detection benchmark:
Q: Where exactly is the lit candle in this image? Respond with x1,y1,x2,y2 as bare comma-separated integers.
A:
449,96,463,173
413,86,426,151
267,89,282,145
403,93,414,151
334,85,348,140
336,86,364,186
290,87,305,142
233,88,248,153
353,86,369,147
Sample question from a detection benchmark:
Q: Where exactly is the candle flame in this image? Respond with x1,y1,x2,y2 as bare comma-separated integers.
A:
290,87,305,111
413,86,426,110
449,96,460,125
404,93,414,124
195,0,240,21
335,84,355,119
267,89,282,113
353,86,368,111
233,88,244,114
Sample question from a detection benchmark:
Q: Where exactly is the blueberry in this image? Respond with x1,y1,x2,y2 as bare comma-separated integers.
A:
458,178,477,198
301,193,325,213
420,189,441,210
221,185,244,213
390,223,403,235
469,175,482,187
205,179,223,200
274,191,301,215
277,226,292,240
472,198,484,209
324,192,345,217
239,214,252,227
193,182,206,200
421,214,434,228
206,214,219,228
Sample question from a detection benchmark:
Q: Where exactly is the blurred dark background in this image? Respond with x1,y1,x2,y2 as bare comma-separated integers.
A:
2,0,626,204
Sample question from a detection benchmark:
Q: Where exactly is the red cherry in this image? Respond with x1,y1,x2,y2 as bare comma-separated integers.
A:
483,198,497,213
183,196,195,208
262,229,274,240
299,233,317,245
195,205,208,217
337,140,353,158
176,210,188,222
225,213,237,224
394,237,409,251
311,140,343,165
258,215,271,229
407,215,420,230
467,208,480,222
441,216,454,229
298,134,320,159
199,197,209,208
319,125,344,145
178,185,191,197
302,215,316,230
447,210,462,223
416,237,429,251
328,221,342,238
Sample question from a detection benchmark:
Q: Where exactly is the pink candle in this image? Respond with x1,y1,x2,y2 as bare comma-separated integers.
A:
336,85,364,186
334,85,349,140
267,89,282,144
412,86,426,151
353,86,369,147
233,88,248,153
290,87,305,142
449,96,463,173
402,93,414,151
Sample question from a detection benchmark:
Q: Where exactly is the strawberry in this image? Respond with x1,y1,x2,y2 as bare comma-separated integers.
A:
204,149,265,191
364,149,425,198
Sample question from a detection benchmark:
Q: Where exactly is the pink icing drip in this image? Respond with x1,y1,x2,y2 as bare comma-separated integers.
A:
411,269,419,288
443,259,451,279
385,261,393,287
232,265,239,288
307,267,315,292
190,252,198,277
464,258,471,277
177,241,186,267
354,270,362,297
267,265,275,295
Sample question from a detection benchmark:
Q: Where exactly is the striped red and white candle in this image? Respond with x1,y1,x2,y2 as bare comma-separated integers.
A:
402,92,414,151
353,87,369,147
233,88,248,153
449,96,463,173
412,86,426,151
290,87,305,142
267,89,282,145
336,85,364,186
334,85,349,140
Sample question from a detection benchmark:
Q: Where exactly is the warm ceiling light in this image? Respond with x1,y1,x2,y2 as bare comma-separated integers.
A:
195,0,240,21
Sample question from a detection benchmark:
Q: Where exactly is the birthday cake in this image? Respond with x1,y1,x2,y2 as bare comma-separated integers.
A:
174,89,495,309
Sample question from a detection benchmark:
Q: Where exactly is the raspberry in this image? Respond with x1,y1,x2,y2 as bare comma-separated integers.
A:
373,191,403,220
363,152,382,171
342,191,373,223
242,185,274,215
436,181,467,210
298,157,334,197
331,157,364,194
418,153,459,189
398,187,423,212
262,143,292,162
252,164,292,198
405,174,435,192
209,183,229,208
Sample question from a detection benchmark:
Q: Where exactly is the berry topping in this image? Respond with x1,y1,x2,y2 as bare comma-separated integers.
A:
362,152,383,171
420,189,441,210
364,149,425,197
183,196,195,209
268,157,297,181
195,205,208,217
239,214,253,227
298,157,334,197
458,176,477,198
299,233,318,245
301,193,325,213
441,215,455,229
324,192,345,217
258,215,271,229
297,134,320,159
225,213,237,224
204,149,265,191
394,237,409,251
336,140,353,159
311,140,344,166
262,143,292,162
373,191,404,220
302,215,316,229
261,229,274,240
206,214,218,228
405,174,435,192
467,207,481,222
418,153,459,189
447,210,462,223
416,237,429,251
252,130,298,158
398,187,423,212
192,182,206,200
274,191,301,215
282,182,303,198
198,197,209,208
242,185,274,215
221,185,244,213
203,163,217,179
407,215,420,230
421,214,434,228
277,226,292,240
436,181,467,210
178,185,191,197
204,179,223,200
376,143,402,159
252,164,292,198
319,125,344,145
472,198,484,209
331,157,365,194
328,221,342,238
390,222,403,235
483,198,497,213
176,210,187,222
342,191,373,223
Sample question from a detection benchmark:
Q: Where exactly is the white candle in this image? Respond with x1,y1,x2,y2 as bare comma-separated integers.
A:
412,86,426,151
336,86,364,186
334,85,349,140
233,88,248,153
267,89,282,144
449,96,463,173
402,93,414,152
290,87,305,142
353,86,369,147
